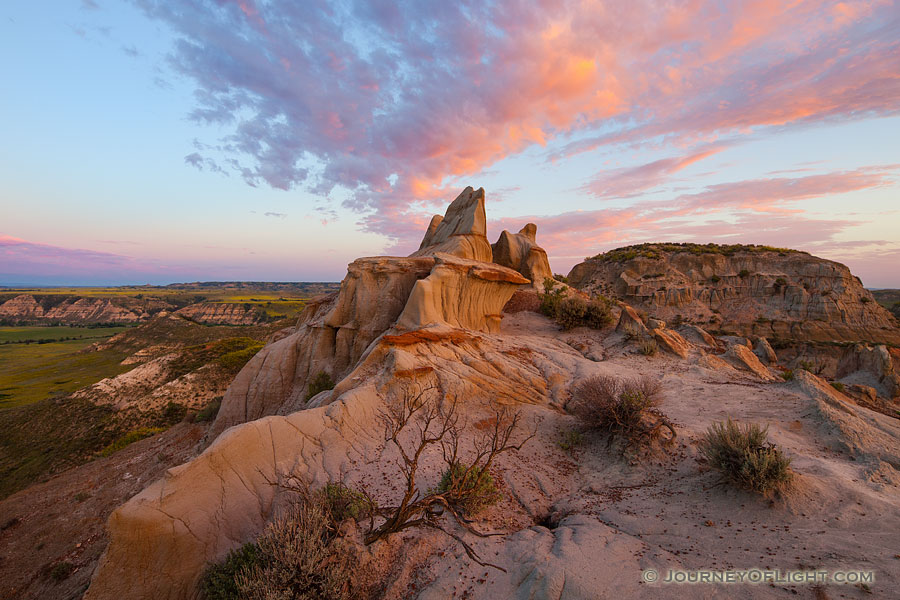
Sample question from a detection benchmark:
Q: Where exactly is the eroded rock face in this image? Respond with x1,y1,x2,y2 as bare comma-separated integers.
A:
837,344,900,399
0,294,146,324
616,304,649,338
0,294,44,320
567,245,900,344
754,337,778,365
211,257,435,437
491,223,553,290
174,302,267,325
397,254,528,333
725,343,777,381
410,186,492,262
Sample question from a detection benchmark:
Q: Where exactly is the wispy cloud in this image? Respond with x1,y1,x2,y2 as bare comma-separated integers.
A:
263,211,287,219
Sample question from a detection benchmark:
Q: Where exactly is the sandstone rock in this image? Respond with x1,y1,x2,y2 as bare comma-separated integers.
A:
653,328,690,358
491,223,553,290
616,305,648,338
210,257,435,436
410,186,492,262
848,384,878,403
677,324,719,349
724,343,777,381
396,253,528,333
567,244,900,344
647,318,665,330
754,337,778,364
836,344,900,399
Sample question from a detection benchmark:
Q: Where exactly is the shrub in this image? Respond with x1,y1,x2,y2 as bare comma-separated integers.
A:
552,273,569,284
781,369,794,381
639,339,658,356
710,275,721,283
539,278,566,318
699,419,793,495
860,296,871,304
306,371,335,401
739,269,751,278
195,397,223,423
100,427,166,457
554,295,612,330
774,277,787,291
203,543,261,600
557,430,583,451
569,375,674,451
48,561,75,582
830,381,846,393
235,496,355,600
435,462,501,515
323,483,372,522
160,401,187,425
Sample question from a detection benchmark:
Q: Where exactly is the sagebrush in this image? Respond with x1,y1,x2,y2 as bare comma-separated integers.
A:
569,374,675,452
699,419,793,495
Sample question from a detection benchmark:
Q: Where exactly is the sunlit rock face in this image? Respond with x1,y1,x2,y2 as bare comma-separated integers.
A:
209,187,527,437
491,223,553,291
568,245,900,344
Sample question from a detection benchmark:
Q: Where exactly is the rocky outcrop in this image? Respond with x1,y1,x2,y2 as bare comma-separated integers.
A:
491,223,553,290
616,305,648,338
210,189,527,437
725,343,777,381
174,302,267,325
567,244,900,344
837,344,900,399
410,186,492,262
754,337,778,365
652,328,690,358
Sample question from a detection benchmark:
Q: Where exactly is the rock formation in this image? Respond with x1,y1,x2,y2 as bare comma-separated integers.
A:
491,223,553,290
411,186,492,262
0,294,146,324
567,243,900,344
210,188,530,437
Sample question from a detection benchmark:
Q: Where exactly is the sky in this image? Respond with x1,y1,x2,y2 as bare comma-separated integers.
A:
1,0,899,287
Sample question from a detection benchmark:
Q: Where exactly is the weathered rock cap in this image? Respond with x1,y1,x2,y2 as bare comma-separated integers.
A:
411,186,492,262
491,223,553,290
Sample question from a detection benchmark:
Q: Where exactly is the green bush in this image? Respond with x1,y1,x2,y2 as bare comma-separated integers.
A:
739,269,751,278
553,295,613,330
436,462,501,515
710,275,721,283
203,543,261,600
100,427,166,457
539,277,566,318
552,273,569,284
830,381,846,393
557,430,583,451
306,371,335,401
195,397,223,423
699,419,793,495
323,483,372,522
781,369,794,381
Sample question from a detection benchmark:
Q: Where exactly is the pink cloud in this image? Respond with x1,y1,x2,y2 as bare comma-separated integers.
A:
136,0,899,244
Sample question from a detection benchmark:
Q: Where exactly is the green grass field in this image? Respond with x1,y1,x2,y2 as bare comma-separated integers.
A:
0,328,132,409
0,325,129,344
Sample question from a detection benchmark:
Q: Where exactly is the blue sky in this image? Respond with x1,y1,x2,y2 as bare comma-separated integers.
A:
2,0,898,286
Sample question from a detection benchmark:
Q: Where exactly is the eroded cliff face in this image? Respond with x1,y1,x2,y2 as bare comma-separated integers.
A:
174,302,268,325
568,244,899,344
0,295,147,324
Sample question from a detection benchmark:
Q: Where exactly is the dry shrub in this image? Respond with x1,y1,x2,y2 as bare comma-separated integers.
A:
236,494,356,600
569,375,675,452
699,419,793,495
202,491,359,600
